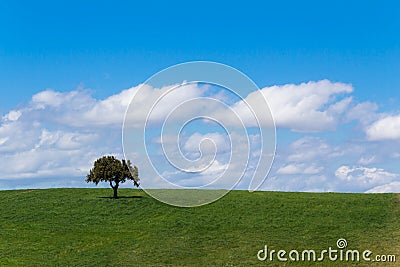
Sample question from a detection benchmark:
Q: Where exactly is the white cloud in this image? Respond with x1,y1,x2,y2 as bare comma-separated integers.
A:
35,129,98,150
19,80,363,134
31,88,127,127
335,165,399,191
0,123,115,182
32,90,66,108
5,83,208,129
357,156,376,165
0,137,8,145
2,110,22,121
0,79,398,192
148,130,254,187
366,182,400,193
0,120,41,153
124,83,209,128
286,136,339,162
0,90,126,185
261,132,400,193
261,174,331,192
277,163,323,175
366,115,400,141
183,132,230,155
82,87,138,127
345,102,378,125
230,80,353,132
212,79,355,132
178,159,229,178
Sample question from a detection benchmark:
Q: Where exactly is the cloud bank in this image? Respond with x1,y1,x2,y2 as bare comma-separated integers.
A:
1,80,399,192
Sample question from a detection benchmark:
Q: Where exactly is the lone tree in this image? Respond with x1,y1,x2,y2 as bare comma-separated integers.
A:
86,155,139,198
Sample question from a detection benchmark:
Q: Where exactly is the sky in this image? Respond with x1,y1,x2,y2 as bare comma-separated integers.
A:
0,0,400,192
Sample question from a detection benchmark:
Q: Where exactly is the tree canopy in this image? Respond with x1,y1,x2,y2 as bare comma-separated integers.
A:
86,155,139,198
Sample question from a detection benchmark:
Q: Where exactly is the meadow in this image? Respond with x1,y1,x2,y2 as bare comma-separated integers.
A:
0,188,399,266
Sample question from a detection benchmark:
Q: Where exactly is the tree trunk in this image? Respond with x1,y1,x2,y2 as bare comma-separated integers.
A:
110,181,119,199
113,186,118,199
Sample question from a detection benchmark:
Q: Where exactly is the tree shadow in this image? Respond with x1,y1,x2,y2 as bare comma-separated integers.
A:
98,196,143,199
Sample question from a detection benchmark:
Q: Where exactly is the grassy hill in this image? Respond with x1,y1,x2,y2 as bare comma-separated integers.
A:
0,188,399,266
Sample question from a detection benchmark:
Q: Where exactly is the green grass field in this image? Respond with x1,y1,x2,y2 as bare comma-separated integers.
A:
0,188,399,266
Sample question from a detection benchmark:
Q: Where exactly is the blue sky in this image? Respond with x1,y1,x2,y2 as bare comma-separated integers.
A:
1,0,400,192
1,0,399,109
